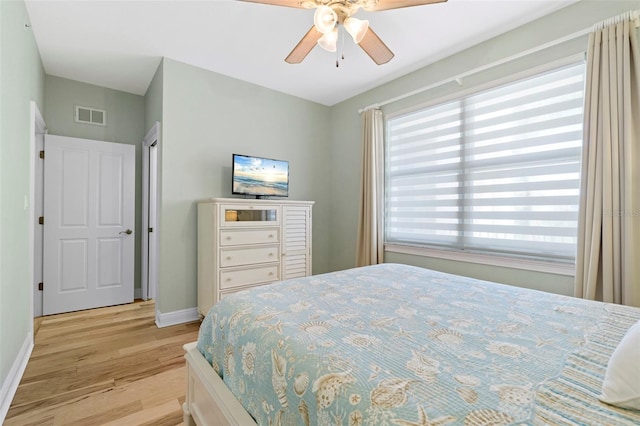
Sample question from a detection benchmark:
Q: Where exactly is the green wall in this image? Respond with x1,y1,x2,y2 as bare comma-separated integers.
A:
44,75,146,293
328,0,640,295
0,0,45,393
144,60,163,133
1,0,4,392
156,58,331,313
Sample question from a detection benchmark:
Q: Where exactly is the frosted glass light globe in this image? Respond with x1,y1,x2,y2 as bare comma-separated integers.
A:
314,6,337,34
344,17,369,44
317,28,338,52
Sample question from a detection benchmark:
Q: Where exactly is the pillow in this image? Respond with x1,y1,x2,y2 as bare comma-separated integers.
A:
600,319,640,410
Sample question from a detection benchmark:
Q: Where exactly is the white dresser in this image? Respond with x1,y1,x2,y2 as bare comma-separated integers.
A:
197,198,313,316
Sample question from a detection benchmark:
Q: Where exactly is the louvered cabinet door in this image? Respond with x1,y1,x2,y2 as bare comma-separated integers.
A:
282,205,312,280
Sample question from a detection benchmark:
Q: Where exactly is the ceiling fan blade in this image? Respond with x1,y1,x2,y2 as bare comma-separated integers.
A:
285,26,323,64
238,0,308,8
359,27,394,65
363,0,447,12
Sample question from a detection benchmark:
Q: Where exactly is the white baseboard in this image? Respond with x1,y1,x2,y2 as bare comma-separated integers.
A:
155,307,200,328
0,332,34,423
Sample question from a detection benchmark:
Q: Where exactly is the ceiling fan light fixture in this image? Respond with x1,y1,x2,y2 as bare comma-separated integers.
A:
313,5,337,34
317,27,338,52
344,17,369,44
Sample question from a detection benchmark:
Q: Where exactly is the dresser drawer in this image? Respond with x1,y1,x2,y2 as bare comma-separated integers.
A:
219,228,279,246
219,265,279,290
220,285,264,300
220,245,280,268
220,204,280,227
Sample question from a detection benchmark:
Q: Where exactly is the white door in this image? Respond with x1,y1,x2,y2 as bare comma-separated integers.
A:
43,135,135,315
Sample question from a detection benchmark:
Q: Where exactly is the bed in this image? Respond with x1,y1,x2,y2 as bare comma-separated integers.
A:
183,263,640,425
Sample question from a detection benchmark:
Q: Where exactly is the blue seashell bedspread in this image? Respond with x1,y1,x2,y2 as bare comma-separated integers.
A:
197,263,640,425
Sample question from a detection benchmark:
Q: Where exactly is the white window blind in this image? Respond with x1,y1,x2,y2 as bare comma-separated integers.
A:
386,62,585,262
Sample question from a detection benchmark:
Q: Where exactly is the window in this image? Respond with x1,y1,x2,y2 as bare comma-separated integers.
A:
385,62,585,263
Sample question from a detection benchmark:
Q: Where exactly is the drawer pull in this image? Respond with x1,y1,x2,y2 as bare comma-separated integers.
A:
226,256,232,260
226,236,232,240
269,272,274,276
269,253,274,256
269,234,274,238
226,278,232,282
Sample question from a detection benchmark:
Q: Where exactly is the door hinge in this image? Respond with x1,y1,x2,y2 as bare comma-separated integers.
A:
149,227,153,233
38,282,43,291
38,216,44,225
39,150,44,159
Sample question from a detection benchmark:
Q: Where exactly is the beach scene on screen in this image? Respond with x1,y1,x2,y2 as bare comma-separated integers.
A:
233,156,289,196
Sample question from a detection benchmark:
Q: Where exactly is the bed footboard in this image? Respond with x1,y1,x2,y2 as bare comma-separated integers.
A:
182,402,196,426
183,342,257,426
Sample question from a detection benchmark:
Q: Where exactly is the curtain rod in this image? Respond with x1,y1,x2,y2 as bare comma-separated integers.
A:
357,27,589,113
358,9,640,114
595,9,639,30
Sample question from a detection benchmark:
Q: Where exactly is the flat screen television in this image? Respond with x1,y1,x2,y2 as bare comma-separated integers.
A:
232,153,289,198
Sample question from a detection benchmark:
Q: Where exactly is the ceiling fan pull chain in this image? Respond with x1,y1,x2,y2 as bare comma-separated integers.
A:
335,25,346,67
336,26,341,67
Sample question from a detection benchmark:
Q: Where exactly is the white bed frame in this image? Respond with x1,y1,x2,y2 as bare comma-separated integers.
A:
183,342,257,426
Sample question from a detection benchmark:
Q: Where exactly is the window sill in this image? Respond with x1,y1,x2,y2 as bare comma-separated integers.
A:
384,244,576,277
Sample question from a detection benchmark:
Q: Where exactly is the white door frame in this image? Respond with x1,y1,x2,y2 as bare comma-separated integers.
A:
141,122,160,303
30,101,47,318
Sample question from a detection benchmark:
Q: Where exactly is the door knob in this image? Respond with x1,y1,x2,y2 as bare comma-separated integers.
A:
119,229,133,235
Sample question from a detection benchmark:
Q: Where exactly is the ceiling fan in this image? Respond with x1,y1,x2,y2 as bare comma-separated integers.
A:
240,0,447,66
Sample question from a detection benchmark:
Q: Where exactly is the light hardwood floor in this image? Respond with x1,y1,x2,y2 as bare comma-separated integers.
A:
5,300,201,426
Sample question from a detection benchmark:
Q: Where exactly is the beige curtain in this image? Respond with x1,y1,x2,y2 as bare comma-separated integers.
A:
575,16,640,307
355,108,384,267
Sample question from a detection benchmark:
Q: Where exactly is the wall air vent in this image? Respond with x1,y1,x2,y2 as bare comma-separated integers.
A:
75,105,106,126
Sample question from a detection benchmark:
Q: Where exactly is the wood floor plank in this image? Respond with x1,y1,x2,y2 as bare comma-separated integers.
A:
59,400,144,426
31,322,160,357
119,332,196,356
6,301,200,426
100,399,182,426
9,379,114,413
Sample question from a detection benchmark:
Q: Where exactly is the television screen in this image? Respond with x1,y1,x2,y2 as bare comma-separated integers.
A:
232,154,289,198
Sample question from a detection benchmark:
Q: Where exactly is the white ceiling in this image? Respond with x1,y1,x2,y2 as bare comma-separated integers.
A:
24,0,580,106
